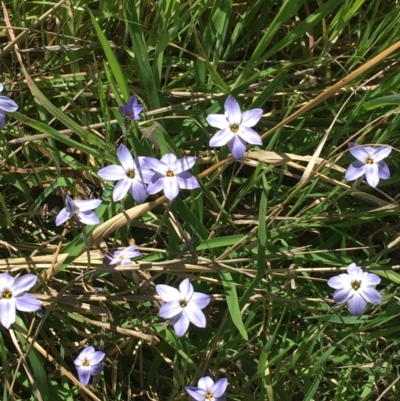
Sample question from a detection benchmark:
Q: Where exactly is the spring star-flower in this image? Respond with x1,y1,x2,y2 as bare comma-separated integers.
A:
185,377,228,401
156,278,211,337
108,245,142,265
145,154,200,201
327,263,382,316
0,273,42,329
120,95,144,120
206,95,263,160
344,145,391,188
55,195,101,226
74,346,105,386
98,144,153,203
0,82,19,130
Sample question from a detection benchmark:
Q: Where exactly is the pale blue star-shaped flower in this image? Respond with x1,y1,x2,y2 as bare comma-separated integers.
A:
74,346,105,386
145,153,200,201
185,376,228,401
0,82,18,130
206,95,263,160
0,273,42,329
327,263,382,316
108,245,142,265
55,195,101,226
98,144,153,203
344,145,391,188
120,95,144,120
156,278,211,337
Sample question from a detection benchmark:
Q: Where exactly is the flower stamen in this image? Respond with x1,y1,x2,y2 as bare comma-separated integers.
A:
83,359,90,367
180,300,187,308
166,170,174,177
206,392,213,400
128,170,136,179
352,280,361,290
1,290,12,299
366,158,373,165
230,124,239,133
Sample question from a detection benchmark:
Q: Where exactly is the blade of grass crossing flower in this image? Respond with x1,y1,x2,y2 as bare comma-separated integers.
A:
89,9,129,100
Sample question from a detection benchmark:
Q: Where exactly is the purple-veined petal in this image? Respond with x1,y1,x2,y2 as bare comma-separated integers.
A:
349,147,369,162
361,272,381,286
327,274,351,290
89,351,105,365
185,387,207,401
224,96,242,126
129,180,148,203
237,125,262,145
347,293,366,316
74,199,102,212
159,301,182,319
144,158,167,174
0,298,16,329
147,175,164,195
184,304,206,328
344,162,365,182
0,96,18,112
191,292,211,309
209,127,234,147
177,172,200,190
358,287,382,304
198,376,215,391
75,346,95,364
163,176,180,200
135,168,154,184
364,163,380,187
113,177,131,201
160,153,178,166
172,312,190,337
66,195,77,213
179,278,193,300
0,273,15,291
89,363,104,376
228,136,247,160
11,274,37,295
206,114,229,129
77,211,100,225
377,161,390,179
211,378,228,397
241,109,263,127
332,288,353,304
372,146,391,162
55,208,70,226
0,110,5,130
77,366,91,386
117,144,135,172
156,284,181,302
171,156,196,174
97,164,125,181
15,293,42,312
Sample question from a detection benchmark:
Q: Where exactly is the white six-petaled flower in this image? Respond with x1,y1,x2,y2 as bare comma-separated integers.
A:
344,145,391,188
206,95,263,160
0,82,19,130
0,273,42,329
55,195,102,226
108,245,142,265
145,153,200,201
156,278,211,337
74,346,105,386
185,376,228,401
98,144,153,203
327,263,382,316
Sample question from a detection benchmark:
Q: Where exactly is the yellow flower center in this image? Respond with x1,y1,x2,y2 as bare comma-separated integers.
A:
119,254,125,259
206,392,213,400
82,359,90,367
180,300,187,308
166,170,174,177
128,170,135,179
352,281,361,290
366,158,373,165
230,124,239,133
1,290,12,299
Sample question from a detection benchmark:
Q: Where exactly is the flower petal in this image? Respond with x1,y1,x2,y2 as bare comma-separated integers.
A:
117,144,135,172
144,158,167,175
362,272,381,286
344,162,365,182
172,312,190,337
159,301,182,319
372,146,391,162
364,164,380,187
0,273,14,291
211,378,228,397
228,136,247,160
209,127,234,147
89,362,104,376
198,376,215,391
89,351,106,365
66,195,77,213
160,153,178,166
237,125,262,145
349,147,369,162
347,293,366,316
185,387,207,401
156,284,181,302
177,172,200,190
76,366,91,386
0,110,6,130
358,287,382,304
171,156,196,174
146,175,164,195
55,208,70,226
0,96,18,112
163,176,180,201
113,177,131,201
332,288,353,304
327,274,351,290
191,292,211,309
129,180,148,203
97,164,125,181
179,278,193,300
0,83,3,92
0,298,16,329
224,95,242,126
206,114,229,129
75,346,95,364
241,109,263,127
184,304,206,328
377,161,390,179
15,293,42,312
77,211,100,225
74,199,102,212
11,274,37,295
